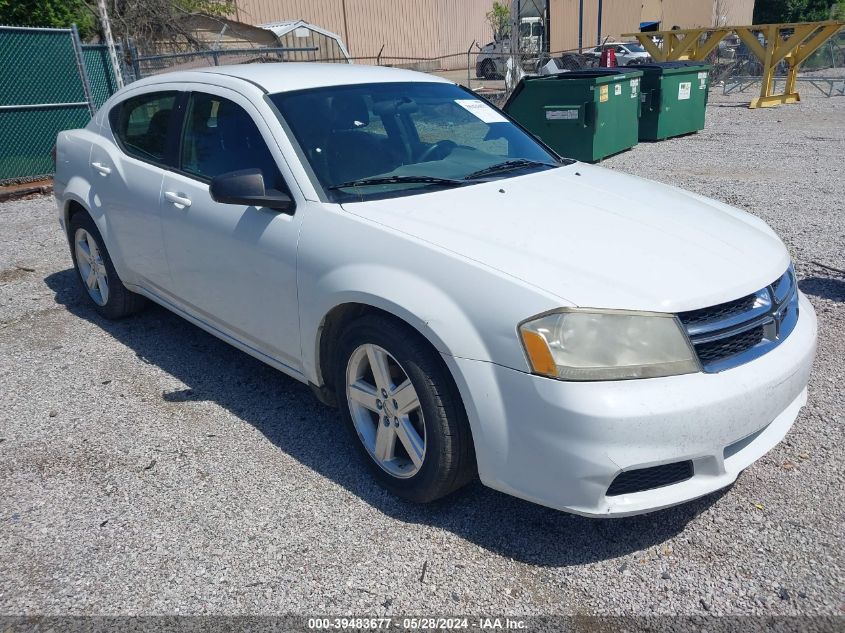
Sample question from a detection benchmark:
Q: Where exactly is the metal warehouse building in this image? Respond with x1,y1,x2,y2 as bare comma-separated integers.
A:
232,0,756,66
548,0,756,51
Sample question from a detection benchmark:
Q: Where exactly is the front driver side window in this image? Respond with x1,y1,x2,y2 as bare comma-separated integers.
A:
110,91,177,163
180,92,285,191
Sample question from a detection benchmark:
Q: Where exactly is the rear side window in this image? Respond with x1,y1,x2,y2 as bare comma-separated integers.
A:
110,92,177,163
180,92,284,190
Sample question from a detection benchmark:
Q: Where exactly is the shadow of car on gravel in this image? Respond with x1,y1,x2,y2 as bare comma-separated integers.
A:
45,267,729,567
799,277,844,303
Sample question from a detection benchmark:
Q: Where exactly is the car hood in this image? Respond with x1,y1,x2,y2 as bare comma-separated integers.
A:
340,163,790,312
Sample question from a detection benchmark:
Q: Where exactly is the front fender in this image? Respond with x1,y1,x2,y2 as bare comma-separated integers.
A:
296,204,565,385
302,263,487,382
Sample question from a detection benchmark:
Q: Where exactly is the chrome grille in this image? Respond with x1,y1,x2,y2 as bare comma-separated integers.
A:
695,325,764,363
679,294,756,328
678,266,799,372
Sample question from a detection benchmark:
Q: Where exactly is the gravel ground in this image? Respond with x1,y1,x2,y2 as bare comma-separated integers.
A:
0,90,843,619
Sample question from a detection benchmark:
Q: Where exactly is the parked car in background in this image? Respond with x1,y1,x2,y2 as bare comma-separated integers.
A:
476,17,547,79
585,41,651,65
54,64,816,517
476,39,509,79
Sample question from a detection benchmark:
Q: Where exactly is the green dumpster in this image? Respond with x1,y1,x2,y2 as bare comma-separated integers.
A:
637,62,710,141
502,68,643,163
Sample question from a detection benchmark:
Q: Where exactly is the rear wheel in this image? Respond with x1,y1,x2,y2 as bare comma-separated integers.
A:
68,211,146,319
334,315,475,502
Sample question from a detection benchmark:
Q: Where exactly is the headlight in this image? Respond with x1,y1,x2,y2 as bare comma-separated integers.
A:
519,309,700,381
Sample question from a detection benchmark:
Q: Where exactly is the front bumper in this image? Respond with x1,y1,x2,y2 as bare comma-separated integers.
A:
447,292,817,517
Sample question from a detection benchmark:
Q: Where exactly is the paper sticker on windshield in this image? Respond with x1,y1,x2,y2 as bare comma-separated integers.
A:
455,99,508,123
678,82,692,100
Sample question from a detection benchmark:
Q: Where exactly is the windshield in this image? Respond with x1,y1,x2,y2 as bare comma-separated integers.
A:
269,82,560,201
624,43,646,52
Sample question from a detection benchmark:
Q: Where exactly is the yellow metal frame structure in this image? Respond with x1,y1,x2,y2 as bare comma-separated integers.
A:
623,21,844,108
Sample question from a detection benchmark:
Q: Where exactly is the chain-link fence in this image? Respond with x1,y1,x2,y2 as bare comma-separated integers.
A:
703,27,845,96
4,21,840,186
0,25,121,185
466,46,626,106
127,45,330,79
82,43,123,109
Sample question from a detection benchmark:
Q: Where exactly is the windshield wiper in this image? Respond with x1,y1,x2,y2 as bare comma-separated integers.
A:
463,159,558,181
328,175,467,190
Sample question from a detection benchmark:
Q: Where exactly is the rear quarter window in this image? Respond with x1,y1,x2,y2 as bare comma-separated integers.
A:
109,91,177,163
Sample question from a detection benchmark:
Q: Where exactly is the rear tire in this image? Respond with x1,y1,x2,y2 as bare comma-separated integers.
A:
334,315,475,503
68,211,146,319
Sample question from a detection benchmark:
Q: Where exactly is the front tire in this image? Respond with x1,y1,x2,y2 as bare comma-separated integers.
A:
480,59,498,80
334,315,475,503
68,211,146,319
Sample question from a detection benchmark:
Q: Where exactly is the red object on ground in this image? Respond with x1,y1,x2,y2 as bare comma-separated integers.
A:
599,47,617,67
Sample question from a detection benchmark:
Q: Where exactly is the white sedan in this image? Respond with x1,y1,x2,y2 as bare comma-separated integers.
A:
54,64,816,517
585,41,651,65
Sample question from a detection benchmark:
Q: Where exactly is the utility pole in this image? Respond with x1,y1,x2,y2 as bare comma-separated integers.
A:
97,0,124,89
597,0,603,46
578,0,583,52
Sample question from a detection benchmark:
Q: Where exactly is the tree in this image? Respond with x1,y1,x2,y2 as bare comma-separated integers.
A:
486,1,510,41
753,0,843,23
0,0,97,38
101,0,236,52
0,0,234,46
800,0,840,20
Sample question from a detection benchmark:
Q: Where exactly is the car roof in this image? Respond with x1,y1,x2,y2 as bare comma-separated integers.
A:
131,62,450,94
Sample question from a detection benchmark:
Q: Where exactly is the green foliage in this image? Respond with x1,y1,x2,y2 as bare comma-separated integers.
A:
486,1,510,41
0,0,96,38
176,0,236,17
0,0,235,42
754,0,844,23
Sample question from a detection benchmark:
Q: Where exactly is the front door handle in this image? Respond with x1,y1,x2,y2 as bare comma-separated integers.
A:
91,162,111,176
164,191,192,208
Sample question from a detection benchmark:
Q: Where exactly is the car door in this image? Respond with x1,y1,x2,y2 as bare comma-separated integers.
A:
159,88,303,372
89,89,181,290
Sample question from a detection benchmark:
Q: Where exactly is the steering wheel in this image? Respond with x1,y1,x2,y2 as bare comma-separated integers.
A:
417,139,457,163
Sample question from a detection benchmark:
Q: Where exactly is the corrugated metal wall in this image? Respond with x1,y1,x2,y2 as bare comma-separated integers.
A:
234,0,756,66
662,0,756,29
234,0,493,68
549,0,755,52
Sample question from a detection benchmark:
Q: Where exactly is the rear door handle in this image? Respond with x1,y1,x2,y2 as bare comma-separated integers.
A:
164,191,192,208
91,162,111,176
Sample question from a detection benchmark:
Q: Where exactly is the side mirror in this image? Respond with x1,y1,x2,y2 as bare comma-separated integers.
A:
209,168,295,213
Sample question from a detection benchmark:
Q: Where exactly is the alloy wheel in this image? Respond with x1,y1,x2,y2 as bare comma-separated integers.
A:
74,228,109,306
345,343,426,478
